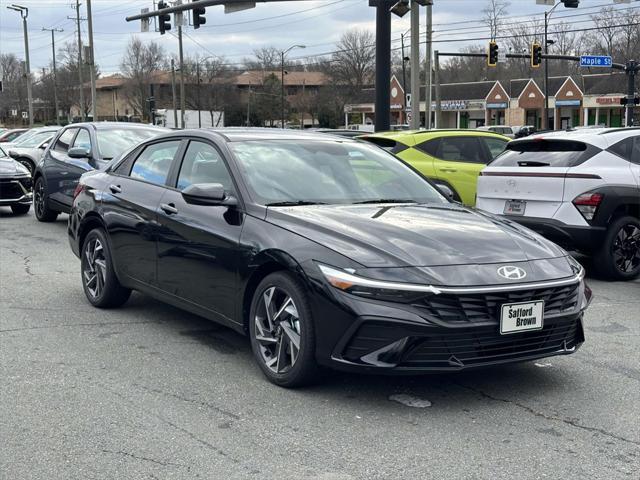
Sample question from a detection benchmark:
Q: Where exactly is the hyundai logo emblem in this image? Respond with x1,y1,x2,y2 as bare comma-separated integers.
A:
497,266,527,280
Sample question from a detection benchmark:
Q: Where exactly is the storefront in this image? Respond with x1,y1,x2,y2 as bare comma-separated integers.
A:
508,79,544,129
553,78,583,130
583,96,624,127
485,82,509,126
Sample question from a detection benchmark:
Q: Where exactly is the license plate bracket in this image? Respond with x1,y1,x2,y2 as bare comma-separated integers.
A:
500,300,544,335
504,200,526,215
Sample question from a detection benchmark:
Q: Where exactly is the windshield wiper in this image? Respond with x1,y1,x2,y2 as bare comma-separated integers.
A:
352,199,418,205
265,201,327,207
517,161,550,167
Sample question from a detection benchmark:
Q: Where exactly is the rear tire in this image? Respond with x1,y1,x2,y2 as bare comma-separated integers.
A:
249,272,319,388
11,204,30,215
81,228,131,308
594,215,640,281
34,177,58,222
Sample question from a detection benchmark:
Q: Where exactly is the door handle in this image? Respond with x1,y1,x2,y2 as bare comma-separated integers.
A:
109,184,122,194
161,203,178,215
440,168,458,173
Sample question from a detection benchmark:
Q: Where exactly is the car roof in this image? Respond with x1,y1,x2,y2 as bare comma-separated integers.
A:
202,128,358,142
64,122,168,132
512,126,640,149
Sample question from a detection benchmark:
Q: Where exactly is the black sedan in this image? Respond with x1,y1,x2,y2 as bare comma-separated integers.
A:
68,129,591,387
33,122,167,222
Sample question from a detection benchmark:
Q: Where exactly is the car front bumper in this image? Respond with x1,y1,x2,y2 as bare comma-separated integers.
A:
0,177,33,206
312,278,589,373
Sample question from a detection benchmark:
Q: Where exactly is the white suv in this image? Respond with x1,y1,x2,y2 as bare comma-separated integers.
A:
477,128,640,280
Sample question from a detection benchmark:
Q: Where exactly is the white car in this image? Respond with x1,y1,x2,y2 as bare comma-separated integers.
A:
477,128,640,280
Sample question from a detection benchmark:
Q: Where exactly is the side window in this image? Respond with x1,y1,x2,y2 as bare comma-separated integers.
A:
129,141,181,186
483,137,509,160
608,138,632,161
73,129,92,151
177,141,234,192
416,138,440,157
632,137,640,165
437,137,485,164
54,128,79,153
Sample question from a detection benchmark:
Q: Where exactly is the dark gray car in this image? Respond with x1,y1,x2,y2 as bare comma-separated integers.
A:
33,122,168,222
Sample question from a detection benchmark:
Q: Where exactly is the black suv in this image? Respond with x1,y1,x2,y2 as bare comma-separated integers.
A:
33,122,167,222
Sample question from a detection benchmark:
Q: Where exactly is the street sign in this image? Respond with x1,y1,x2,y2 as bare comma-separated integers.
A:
21,111,28,119
580,55,612,68
498,51,507,63
141,8,150,32
225,2,256,13
10,109,17,117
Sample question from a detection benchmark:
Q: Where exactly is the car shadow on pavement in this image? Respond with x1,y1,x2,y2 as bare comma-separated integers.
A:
121,291,571,407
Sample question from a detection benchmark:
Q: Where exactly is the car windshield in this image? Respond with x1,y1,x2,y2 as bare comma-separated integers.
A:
229,139,448,206
14,131,55,148
97,128,164,160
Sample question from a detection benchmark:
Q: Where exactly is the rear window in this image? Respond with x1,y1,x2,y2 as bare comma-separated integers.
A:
489,139,598,168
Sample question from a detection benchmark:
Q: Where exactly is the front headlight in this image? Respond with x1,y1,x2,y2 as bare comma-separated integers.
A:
15,163,30,176
318,264,440,303
566,255,586,279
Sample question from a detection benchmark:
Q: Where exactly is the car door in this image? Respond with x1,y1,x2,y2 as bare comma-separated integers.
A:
432,136,487,206
45,127,79,208
156,139,243,323
104,139,183,286
58,128,98,207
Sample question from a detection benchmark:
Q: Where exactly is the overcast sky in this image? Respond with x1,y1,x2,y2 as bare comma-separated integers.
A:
0,0,631,76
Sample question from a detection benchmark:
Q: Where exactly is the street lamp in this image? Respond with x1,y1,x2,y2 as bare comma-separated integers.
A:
7,4,33,128
281,44,305,129
543,0,579,130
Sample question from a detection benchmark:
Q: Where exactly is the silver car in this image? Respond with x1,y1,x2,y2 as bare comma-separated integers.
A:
7,126,61,175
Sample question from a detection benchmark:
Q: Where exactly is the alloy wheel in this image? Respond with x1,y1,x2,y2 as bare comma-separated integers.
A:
83,237,107,299
254,286,301,374
34,180,45,218
612,223,640,273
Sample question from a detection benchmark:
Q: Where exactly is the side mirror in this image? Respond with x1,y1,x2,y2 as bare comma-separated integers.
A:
181,183,237,207
436,183,455,201
39,143,49,150
68,147,91,159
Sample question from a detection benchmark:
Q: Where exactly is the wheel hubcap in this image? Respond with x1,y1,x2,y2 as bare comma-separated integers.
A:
612,224,640,273
83,238,107,299
254,286,301,374
35,181,45,217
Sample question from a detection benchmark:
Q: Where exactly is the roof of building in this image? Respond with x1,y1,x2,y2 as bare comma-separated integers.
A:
582,73,628,95
234,70,329,87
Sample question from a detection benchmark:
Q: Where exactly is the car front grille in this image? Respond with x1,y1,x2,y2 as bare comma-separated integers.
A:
341,317,583,370
400,317,580,368
411,283,580,324
0,177,32,200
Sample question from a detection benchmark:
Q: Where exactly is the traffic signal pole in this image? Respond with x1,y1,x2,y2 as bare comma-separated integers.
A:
373,0,392,132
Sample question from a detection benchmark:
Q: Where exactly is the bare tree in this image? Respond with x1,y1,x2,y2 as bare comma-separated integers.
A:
330,29,376,91
0,53,28,125
483,0,510,40
591,7,620,55
244,46,281,71
120,37,165,121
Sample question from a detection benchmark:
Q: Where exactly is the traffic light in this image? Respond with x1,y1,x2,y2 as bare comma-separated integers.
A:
158,1,171,35
531,43,542,68
488,42,499,67
193,6,206,29
561,0,580,8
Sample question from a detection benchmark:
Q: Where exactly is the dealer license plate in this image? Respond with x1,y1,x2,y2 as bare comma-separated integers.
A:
500,300,544,335
504,200,526,215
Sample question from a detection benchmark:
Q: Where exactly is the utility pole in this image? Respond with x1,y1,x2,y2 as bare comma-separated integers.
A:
400,33,407,123
86,0,97,121
72,0,85,121
42,27,63,125
170,59,178,128
625,61,638,127
434,50,441,128
178,25,185,129
197,61,202,128
425,0,433,129
7,5,33,127
246,85,251,126
410,4,420,130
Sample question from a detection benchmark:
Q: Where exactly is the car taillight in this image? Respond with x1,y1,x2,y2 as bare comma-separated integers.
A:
573,192,603,221
73,183,86,200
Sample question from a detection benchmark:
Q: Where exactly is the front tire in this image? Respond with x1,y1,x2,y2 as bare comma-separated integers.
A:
34,177,59,222
249,272,319,388
11,204,30,215
81,228,131,308
594,215,640,281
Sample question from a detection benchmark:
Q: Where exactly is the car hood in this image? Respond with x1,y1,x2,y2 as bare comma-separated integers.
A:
0,156,28,176
266,203,566,268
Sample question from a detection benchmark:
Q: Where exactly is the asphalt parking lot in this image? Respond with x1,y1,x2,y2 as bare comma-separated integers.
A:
1,209,638,480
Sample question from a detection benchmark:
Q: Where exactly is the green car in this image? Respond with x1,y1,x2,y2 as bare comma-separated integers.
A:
360,130,510,206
